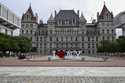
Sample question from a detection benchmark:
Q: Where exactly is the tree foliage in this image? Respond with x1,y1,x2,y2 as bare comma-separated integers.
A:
97,36,125,53
0,33,32,56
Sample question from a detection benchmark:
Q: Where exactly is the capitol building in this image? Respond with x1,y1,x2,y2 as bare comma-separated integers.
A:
20,3,116,55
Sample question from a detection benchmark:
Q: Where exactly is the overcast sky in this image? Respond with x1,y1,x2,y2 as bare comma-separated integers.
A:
1,0,124,36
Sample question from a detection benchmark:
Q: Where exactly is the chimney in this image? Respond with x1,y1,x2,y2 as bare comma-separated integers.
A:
97,12,99,21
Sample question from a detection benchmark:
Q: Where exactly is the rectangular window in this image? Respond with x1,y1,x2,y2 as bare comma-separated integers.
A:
107,29,109,34
82,43,84,48
26,30,28,34
88,37,90,41
107,36,110,40
37,37,38,41
88,44,90,48
96,37,98,41
50,37,52,41
31,30,32,34
92,43,95,48
103,36,105,40
112,29,114,33
30,24,33,28
26,24,28,28
82,37,84,41
21,24,24,28
102,29,104,34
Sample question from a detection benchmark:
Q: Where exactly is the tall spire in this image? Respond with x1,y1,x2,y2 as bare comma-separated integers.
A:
48,13,54,20
80,12,87,23
26,3,34,16
104,1,105,5
97,1,113,21
29,2,31,8
99,2,110,18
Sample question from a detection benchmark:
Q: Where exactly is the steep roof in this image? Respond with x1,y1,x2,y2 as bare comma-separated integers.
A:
99,3,111,19
25,4,34,17
55,10,79,20
22,4,38,23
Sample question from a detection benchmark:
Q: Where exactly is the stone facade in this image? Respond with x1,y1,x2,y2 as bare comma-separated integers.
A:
21,4,115,55
20,4,38,47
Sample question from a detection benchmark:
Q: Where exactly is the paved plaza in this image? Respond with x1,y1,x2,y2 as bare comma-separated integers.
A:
0,57,125,82
0,67,125,83
0,56,125,67
0,76,125,83
0,67,125,76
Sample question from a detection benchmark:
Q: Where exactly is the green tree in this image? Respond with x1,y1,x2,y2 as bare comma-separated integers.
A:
0,33,32,57
97,36,125,55
116,36,125,53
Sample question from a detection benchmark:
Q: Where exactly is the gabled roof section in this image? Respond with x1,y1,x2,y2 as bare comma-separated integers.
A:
99,3,112,19
55,10,79,20
22,4,38,23
100,4,110,15
25,4,34,17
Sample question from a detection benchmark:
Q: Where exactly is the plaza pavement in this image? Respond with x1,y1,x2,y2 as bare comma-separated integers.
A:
0,56,125,67
0,76,125,83
0,57,125,83
0,67,125,83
